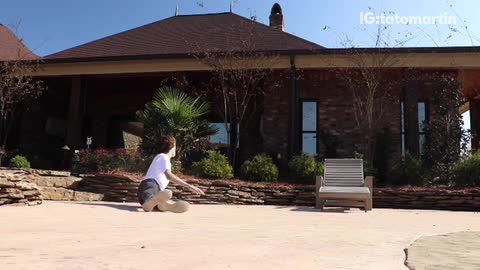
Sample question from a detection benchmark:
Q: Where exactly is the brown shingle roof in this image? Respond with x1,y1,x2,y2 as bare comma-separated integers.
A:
0,23,38,61
45,12,323,62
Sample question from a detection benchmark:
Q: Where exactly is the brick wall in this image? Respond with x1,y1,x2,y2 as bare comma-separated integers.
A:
260,68,443,160
261,78,290,158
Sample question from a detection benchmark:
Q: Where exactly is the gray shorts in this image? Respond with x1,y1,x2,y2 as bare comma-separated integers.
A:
137,179,161,205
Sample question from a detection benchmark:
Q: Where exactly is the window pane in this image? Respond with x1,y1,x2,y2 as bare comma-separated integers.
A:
419,134,426,155
418,102,426,132
302,133,317,155
302,102,317,132
209,123,228,145
209,123,240,147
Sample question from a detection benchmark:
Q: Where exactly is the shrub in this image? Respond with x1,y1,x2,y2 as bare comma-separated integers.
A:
451,152,480,187
288,154,324,184
422,75,469,183
240,154,279,182
9,155,31,168
354,152,377,177
73,148,148,174
171,159,183,174
191,150,233,179
390,153,425,186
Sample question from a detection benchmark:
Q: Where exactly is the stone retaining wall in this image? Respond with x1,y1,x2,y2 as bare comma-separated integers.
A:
374,187,480,211
5,169,477,211
0,169,42,206
77,174,480,211
78,174,315,205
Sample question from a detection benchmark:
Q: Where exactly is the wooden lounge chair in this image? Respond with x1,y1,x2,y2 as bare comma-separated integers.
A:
315,159,373,212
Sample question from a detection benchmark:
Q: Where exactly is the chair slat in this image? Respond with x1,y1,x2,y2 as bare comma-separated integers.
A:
324,159,364,187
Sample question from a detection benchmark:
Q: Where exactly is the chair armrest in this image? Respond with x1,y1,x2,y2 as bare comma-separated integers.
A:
364,176,374,194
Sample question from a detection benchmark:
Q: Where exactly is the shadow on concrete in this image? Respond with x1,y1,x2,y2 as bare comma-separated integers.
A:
63,201,142,212
275,205,350,213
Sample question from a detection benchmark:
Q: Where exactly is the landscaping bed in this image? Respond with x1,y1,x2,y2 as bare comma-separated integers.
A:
3,167,479,211
76,172,480,211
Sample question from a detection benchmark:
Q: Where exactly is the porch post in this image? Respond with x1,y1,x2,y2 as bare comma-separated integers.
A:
470,99,480,150
404,69,419,156
288,55,298,158
65,76,85,148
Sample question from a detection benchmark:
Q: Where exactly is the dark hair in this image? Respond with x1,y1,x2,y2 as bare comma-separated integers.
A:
158,136,176,154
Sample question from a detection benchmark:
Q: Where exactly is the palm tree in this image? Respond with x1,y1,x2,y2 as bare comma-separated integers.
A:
137,87,218,160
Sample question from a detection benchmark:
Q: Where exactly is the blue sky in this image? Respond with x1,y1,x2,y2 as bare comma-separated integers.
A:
2,0,480,56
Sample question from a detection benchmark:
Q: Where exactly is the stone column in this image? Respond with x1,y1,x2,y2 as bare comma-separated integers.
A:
404,70,419,156
65,76,85,148
470,99,480,150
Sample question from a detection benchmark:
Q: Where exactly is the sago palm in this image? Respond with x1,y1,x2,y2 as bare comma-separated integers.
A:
137,87,217,160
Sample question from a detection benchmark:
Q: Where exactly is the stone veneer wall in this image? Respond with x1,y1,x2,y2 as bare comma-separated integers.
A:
374,187,480,211
0,169,43,206
78,174,480,211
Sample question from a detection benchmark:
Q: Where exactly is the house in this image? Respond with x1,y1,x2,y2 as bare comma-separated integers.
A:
19,3,480,168
0,23,38,61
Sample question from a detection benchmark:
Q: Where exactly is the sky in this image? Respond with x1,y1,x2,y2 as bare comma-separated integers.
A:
2,0,480,57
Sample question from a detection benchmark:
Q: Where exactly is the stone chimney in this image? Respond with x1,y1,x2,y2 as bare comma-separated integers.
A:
269,3,284,31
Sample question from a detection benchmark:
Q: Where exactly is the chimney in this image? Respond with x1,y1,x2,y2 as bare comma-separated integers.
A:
269,3,284,31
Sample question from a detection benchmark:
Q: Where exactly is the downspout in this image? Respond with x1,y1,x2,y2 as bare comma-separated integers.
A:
288,55,298,158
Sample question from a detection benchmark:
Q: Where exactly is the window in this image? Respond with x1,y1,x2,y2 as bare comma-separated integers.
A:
418,101,427,155
401,101,406,156
301,100,318,155
401,101,428,156
209,122,239,147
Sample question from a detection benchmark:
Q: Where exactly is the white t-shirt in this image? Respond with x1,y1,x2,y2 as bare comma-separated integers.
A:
143,153,171,190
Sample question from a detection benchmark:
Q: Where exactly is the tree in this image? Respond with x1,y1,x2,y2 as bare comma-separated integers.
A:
136,87,217,161
0,48,45,165
192,21,286,168
422,74,470,184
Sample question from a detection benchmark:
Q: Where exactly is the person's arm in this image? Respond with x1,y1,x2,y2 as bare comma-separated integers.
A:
165,170,205,195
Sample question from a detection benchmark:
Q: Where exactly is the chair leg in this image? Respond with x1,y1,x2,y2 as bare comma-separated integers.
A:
364,200,368,213
320,200,324,211
367,197,373,211
315,197,321,209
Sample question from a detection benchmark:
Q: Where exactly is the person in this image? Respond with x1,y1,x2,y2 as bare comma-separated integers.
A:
137,135,204,213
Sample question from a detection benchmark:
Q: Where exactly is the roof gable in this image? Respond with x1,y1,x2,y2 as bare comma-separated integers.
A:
45,12,323,62
0,23,38,61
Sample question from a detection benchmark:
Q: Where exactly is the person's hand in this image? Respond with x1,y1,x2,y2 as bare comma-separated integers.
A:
187,185,205,195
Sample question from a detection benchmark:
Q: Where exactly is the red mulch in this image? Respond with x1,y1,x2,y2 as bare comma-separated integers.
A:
95,170,480,193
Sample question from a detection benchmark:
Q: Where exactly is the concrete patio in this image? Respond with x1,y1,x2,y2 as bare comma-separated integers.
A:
1,201,479,270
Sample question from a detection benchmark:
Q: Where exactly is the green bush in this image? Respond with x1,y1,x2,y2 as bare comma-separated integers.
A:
9,155,31,168
191,150,233,179
240,154,279,182
171,159,183,174
451,152,480,187
354,152,377,177
288,154,324,184
390,153,425,186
